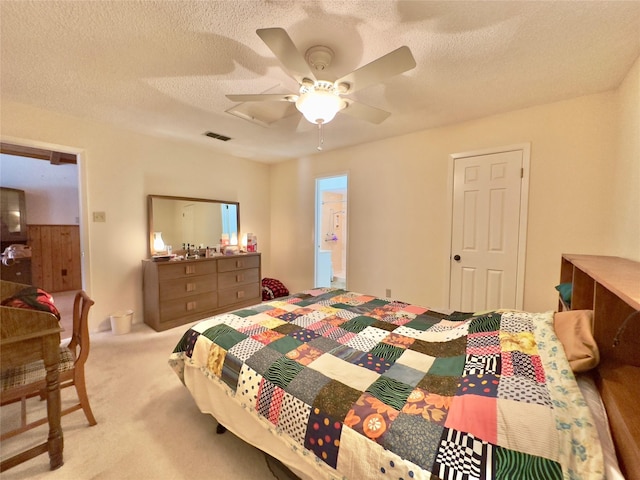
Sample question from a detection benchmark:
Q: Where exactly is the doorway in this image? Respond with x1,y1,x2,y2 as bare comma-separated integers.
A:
447,145,530,311
0,143,84,335
315,175,348,289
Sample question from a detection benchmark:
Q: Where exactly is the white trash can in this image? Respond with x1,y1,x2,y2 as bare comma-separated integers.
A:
110,309,133,335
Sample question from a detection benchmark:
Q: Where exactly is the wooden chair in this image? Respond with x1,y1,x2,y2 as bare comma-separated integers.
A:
1,287,97,457
55,290,97,425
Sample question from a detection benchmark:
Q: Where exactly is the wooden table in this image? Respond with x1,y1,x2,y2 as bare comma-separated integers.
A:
1,282,64,472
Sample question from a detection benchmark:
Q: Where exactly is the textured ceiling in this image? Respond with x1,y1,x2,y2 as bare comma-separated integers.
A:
1,1,639,163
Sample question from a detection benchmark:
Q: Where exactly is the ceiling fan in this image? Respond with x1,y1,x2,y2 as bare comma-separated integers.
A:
226,27,416,149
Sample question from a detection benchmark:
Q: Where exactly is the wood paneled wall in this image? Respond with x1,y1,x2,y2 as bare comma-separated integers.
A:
28,225,81,292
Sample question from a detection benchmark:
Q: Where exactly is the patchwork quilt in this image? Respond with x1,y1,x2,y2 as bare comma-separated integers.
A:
169,288,603,480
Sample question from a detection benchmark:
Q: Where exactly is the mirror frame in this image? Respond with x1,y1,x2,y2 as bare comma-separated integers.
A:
147,194,240,257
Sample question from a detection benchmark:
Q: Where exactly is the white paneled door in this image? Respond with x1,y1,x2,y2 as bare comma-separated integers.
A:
449,148,528,312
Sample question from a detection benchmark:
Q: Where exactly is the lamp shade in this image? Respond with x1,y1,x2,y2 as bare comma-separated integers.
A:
295,83,345,124
153,232,165,252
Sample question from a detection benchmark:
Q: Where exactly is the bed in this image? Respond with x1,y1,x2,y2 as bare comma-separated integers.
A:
168,254,639,480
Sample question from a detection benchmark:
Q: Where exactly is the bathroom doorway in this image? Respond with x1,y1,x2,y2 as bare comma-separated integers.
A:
315,174,348,289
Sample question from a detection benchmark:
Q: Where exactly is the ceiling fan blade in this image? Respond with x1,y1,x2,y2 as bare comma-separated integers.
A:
256,28,316,84
226,94,295,103
336,46,416,94
341,100,391,124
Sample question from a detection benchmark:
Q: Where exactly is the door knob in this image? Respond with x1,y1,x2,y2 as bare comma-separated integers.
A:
453,255,461,261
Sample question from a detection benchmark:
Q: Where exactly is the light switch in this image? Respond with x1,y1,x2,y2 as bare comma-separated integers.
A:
93,211,106,222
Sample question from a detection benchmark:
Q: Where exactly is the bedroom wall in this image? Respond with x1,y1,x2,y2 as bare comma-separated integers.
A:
611,55,640,261
0,100,271,332
1,55,636,328
269,81,637,313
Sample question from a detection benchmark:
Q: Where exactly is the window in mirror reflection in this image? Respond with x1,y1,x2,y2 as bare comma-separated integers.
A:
221,204,238,244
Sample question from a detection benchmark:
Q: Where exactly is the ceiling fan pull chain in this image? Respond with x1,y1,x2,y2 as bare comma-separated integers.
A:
317,121,324,151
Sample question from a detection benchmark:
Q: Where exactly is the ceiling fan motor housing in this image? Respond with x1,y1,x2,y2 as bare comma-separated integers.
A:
305,45,334,72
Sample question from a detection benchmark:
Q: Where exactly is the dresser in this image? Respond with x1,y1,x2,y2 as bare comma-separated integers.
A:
0,258,31,284
142,253,261,331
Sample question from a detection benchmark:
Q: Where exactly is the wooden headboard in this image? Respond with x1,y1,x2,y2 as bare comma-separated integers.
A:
560,254,640,479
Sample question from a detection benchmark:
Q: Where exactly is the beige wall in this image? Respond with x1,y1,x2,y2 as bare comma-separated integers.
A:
1,101,271,331
612,56,640,260
1,55,637,328
270,55,639,313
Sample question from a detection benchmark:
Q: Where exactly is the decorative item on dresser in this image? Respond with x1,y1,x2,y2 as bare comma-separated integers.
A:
142,253,261,331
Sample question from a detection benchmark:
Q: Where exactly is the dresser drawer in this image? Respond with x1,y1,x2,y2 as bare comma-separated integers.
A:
158,260,217,281
159,275,217,301
0,258,31,284
160,293,218,323
217,255,260,273
218,283,260,308
217,268,259,290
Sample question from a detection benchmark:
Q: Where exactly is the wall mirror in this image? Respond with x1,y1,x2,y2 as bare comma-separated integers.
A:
148,195,239,256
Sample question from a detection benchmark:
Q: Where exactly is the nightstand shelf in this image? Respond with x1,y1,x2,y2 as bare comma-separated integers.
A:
558,254,640,478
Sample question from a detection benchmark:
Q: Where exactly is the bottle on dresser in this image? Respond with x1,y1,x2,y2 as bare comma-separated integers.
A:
247,233,258,252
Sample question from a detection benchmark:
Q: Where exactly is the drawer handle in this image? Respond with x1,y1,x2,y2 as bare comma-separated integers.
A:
186,283,196,292
236,260,244,268
186,301,197,311
236,274,244,283
185,265,196,275
237,290,245,299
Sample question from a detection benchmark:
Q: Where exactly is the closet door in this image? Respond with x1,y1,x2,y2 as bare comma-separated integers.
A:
449,148,528,312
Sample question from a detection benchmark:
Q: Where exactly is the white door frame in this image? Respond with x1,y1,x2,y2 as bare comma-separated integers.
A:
443,143,530,310
0,135,91,296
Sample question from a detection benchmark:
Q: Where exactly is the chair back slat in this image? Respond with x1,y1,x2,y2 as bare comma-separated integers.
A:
68,291,94,364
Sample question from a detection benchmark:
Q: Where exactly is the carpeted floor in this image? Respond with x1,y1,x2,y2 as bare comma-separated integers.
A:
265,455,301,480
0,322,299,479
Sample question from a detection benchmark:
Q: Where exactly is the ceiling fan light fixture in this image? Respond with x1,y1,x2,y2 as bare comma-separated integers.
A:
295,81,345,125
